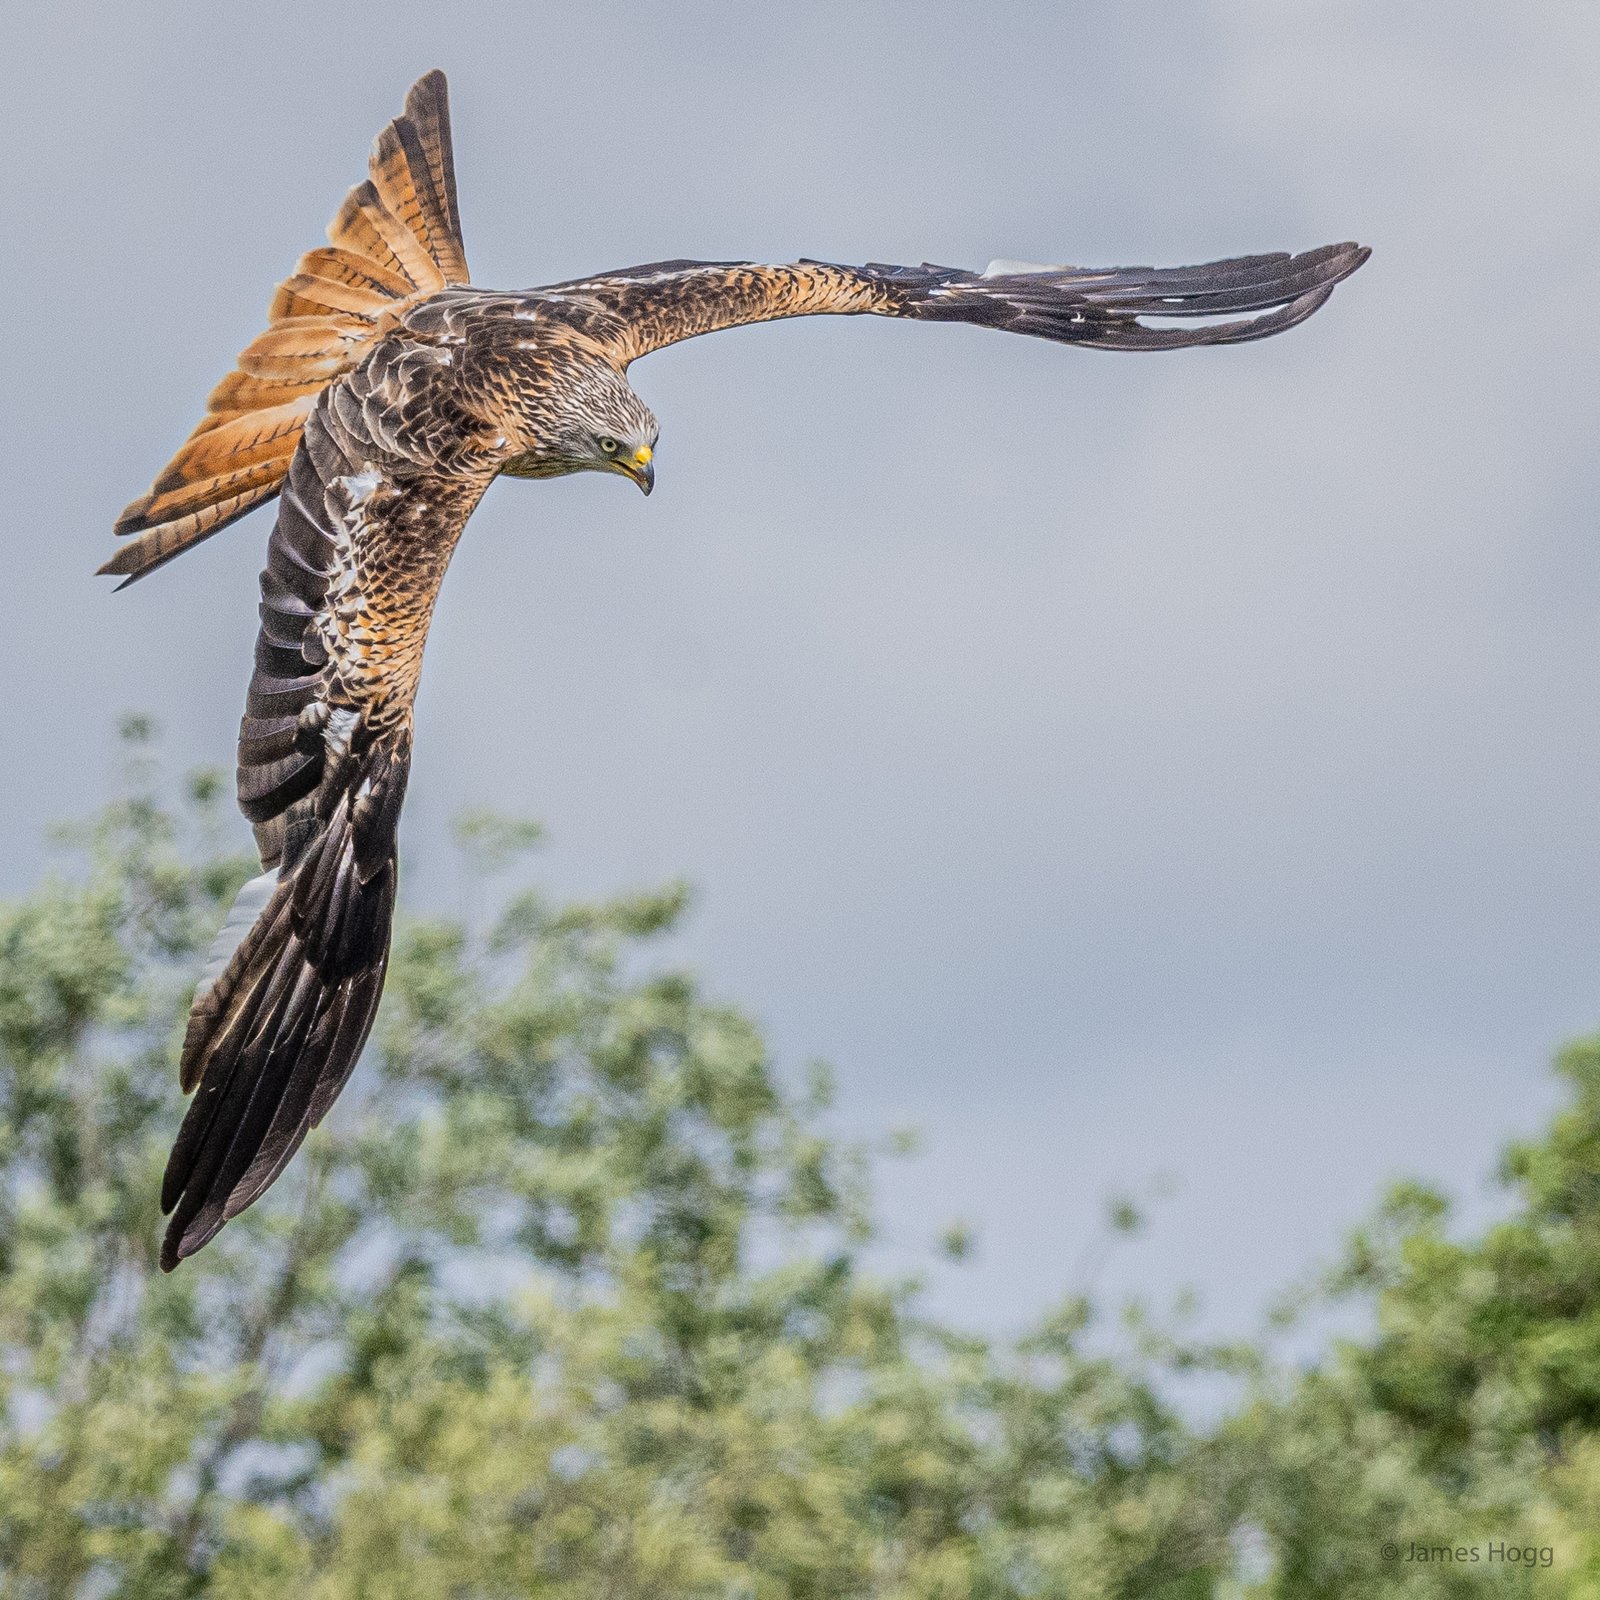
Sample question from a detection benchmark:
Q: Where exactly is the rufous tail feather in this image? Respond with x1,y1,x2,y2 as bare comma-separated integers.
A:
100,71,470,587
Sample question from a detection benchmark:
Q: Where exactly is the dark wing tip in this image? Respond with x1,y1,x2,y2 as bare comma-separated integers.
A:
1302,240,1371,284
159,725,407,1269
160,1219,199,1272
887,236,1369,351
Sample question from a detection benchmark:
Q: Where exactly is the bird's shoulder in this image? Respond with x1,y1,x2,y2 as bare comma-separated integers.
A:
396,284,618,344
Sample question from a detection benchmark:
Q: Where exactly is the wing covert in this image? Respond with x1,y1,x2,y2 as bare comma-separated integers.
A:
564,244,1368,365
160,368,496,1270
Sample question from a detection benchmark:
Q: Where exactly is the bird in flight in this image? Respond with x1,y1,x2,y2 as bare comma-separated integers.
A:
104,72,1367,1269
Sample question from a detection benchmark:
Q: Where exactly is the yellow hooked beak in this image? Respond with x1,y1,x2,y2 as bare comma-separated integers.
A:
618,444,654,495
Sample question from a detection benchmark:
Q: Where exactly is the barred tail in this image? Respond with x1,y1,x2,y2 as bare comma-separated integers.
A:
101,71,471,588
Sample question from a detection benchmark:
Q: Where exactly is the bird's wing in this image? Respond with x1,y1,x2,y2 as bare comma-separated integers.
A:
159,348,497,1271
561,245,1367,366
101,70,471,588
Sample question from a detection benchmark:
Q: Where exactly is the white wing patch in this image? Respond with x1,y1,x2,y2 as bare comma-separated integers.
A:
981,260,1061,279
195,868,280,1000
338,469,385,507
325,707,360,756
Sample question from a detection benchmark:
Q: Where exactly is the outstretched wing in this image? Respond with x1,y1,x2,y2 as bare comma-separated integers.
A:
160,345,497,1271
563,244,1368,367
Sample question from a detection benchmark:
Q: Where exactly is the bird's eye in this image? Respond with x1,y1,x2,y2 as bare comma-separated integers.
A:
598,437,618,455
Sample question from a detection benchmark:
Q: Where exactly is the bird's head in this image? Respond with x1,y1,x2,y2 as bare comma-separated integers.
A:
505,361,658,493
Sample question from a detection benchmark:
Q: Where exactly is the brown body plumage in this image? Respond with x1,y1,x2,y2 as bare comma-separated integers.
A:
103,72,1369,1269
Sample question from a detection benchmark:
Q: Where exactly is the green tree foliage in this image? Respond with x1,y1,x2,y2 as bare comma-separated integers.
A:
0,727,1596,1596
1217,1038,1600,1596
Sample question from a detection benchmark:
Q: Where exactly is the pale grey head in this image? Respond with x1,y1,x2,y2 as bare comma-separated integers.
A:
501,359,658,493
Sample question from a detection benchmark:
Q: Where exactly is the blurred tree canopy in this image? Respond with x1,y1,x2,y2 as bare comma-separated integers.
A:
1,726,1598,1596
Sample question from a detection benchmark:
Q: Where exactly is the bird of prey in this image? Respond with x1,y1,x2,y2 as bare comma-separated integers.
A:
103,72,1367,1270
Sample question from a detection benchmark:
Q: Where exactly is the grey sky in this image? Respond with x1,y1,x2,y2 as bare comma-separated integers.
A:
5,0,1598,1338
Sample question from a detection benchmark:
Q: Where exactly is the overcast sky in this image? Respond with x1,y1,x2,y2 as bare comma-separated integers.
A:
6,0,1599,1340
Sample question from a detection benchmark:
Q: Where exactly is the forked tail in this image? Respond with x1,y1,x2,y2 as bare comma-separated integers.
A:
100,71,471,587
